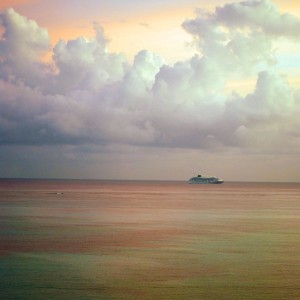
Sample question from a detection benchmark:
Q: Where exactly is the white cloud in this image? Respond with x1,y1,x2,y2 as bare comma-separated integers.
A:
0,1,300,160
0,8,50,87
215,0,300,38
52,23,128,93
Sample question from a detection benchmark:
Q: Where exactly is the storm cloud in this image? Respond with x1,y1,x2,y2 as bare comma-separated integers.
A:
0,0,300,156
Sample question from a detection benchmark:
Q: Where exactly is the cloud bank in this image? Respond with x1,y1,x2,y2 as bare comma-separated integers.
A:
0,1,300,157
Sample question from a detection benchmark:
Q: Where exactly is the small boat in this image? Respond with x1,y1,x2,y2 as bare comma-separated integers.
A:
188,174,224,184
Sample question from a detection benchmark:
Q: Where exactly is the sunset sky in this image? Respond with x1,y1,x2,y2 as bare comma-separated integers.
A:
0,0,300,182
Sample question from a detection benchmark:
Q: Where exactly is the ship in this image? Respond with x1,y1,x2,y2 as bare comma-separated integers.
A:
188,174,224,184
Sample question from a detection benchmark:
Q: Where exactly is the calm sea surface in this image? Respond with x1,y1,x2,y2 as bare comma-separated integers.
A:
1,179,300,299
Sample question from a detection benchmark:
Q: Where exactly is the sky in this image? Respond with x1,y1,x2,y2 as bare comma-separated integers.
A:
0,0,300,182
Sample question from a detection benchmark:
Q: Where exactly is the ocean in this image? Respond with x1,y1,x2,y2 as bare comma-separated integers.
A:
1,179,300,299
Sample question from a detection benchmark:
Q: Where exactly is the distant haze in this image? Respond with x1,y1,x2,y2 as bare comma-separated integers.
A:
0,0,300,182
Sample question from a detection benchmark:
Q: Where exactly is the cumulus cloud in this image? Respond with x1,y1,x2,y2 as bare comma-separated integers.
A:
0,8,51,87
215,0,300,38
0,1,300,156
52,23,128,93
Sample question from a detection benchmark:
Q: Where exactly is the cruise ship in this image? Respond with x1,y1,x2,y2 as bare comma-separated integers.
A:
188,174,224,184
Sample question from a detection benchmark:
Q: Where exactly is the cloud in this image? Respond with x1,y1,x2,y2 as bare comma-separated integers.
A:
223,71,298,149
182,1,286,74
139,22,152,29
215,0,300,38
0,8,50,86
0,2,300,157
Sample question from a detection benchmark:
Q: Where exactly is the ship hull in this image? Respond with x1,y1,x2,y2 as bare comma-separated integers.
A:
188,175,224,184
189,181,223,184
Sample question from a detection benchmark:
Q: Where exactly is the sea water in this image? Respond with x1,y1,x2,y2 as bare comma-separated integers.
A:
1,179,300,299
